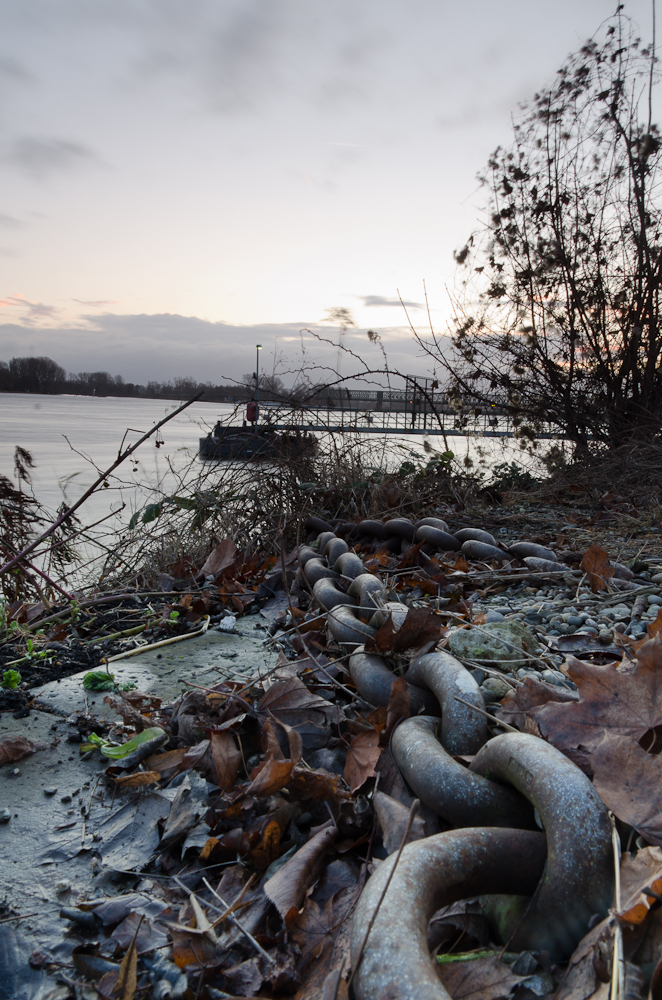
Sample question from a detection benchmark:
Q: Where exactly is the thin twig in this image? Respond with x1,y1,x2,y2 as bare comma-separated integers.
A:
347,798,420,988
199,877,275,964
454,695,520,734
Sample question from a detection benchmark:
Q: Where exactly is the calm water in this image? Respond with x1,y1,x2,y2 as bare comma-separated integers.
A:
0,393,235,526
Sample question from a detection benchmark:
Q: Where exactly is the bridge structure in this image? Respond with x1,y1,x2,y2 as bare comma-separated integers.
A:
218,375,564,441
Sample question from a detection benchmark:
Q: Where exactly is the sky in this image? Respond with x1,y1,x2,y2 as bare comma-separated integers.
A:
0,0,658,387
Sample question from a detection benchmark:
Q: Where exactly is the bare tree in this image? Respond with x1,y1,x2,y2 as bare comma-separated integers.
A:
417,11,662,453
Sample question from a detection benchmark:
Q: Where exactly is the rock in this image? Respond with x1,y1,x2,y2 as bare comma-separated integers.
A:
509,542,557,562
44,787,57,796
481,676,511,699
0,808,11,823
567,615,584,626
648,594,662,605
448,620,541,667
484,611,505,623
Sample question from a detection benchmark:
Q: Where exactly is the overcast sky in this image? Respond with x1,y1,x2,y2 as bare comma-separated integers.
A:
0,0,658,386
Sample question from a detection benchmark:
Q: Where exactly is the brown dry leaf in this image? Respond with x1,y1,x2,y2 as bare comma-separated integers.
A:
321,968,349,1000
288,765,346,803
245,756,295,797
210,730,241,792
533,640,662,752
364,615,398,655
343,729,381,792
144,747,187,779
591,734,662,847
496,676,577,730
648,607,662,639
384,676,411,743
114,934,138,1000
366,607,442,655
288,882,359,970
113,771,160,788
617,846,662,923
262,717,285,760
249,819,281,869
264,824,337,919
0,734,45,766
258,677,335,750
581,542,615,592
170,927,216,970
437,955,524,1000
373,791,426,854
199,538,237,578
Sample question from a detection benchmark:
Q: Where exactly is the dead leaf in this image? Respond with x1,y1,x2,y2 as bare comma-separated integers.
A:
210,730,241,792
112,771,160,788
249,819,282,869
200,538,237,578
373,791,426,854
114,922,139,1000
365,607,442,655
288,765,346,803
648,607,662,640
245,757,295,797
534,640,662,752
343,729,381,792
288,882,359,970
264,824,337,919
591,734,662,847
262,718,285,760
110,911,169,955
322,967,349,1000
496,676,577,730
257,677,335,750
384,676,411,743
581,543,615,592
0,735,45,766
436,955,524,1000
618,846,662,923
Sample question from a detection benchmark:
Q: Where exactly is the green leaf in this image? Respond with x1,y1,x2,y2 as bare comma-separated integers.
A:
83,670,116,691
171,496,197,510
80,727,167,759
142,502,162,524
1,669,22,690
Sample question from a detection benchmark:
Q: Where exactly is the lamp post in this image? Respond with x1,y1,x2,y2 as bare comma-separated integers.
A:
254,344,262,424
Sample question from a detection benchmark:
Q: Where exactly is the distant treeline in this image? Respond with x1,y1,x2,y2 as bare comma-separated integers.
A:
0,355,262,402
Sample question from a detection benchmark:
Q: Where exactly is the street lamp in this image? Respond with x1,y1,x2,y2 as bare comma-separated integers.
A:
254,345,262,422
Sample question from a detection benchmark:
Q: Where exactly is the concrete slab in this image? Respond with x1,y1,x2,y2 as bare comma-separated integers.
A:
32,620,276,718
0,620,277,973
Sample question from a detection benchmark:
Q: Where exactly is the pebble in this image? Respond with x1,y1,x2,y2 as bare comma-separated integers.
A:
0,808,11,823
485,611,505,623
567,615,584,626
652,572,662,583
648,594,662,605
60,795,72,804
481,676,512,699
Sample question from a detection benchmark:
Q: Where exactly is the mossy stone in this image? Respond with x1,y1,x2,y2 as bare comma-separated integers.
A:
448,620,541,665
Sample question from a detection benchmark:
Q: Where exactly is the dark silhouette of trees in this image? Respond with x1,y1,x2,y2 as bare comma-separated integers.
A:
418,12,662,452
8,356,66,394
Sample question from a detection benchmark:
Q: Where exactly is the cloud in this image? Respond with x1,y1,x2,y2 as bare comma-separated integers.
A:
4,137,94,179
73,299,118,307
0,310,430,386
0,212,21,228
359,295,424,309
0,295,59,323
